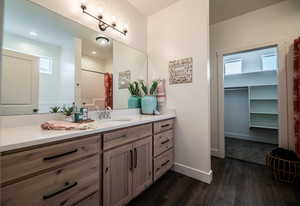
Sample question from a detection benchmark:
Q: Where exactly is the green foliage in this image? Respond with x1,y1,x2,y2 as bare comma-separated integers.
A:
50,106,61,113
140,80,148,95
139,80,159,96
150,80,158,95
62,106,74,116
128,81,141,96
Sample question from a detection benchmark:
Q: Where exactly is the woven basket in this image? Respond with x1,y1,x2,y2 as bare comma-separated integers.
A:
266,152,300,184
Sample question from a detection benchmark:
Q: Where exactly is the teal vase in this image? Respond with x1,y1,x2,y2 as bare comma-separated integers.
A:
141,96,157,114
128,96,141,108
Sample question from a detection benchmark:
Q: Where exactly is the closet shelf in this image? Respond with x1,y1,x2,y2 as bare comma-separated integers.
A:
250,112,278,115
250,124,278,130
250,98,278,101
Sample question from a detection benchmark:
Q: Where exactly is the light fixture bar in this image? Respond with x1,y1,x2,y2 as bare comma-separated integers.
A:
81,5,128,36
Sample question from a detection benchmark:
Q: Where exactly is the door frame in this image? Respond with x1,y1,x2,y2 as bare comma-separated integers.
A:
216,40,289,158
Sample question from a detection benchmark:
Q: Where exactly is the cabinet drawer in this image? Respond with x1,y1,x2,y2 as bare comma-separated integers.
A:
153,130,174,157
75,192,100,206
154,149,174,181
103,124,152,151
154,119,174,134
1,135,100,184
2,155,99,206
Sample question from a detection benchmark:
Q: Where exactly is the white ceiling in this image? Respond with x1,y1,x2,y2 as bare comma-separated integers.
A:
127,0,179,16
210,0,287,25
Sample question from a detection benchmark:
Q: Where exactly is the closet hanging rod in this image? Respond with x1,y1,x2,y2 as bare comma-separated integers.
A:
81,68,107,75
224,87,248,91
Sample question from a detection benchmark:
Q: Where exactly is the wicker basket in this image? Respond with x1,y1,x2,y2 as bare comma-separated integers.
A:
266,152,300,184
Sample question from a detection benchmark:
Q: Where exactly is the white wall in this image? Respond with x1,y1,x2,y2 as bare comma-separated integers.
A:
148,0,212,183
210,0,300,156
29,0,147,52
2,32,62,113
81,55,106,73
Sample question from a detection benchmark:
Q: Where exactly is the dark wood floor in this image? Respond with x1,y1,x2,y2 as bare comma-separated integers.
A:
128,157,300,206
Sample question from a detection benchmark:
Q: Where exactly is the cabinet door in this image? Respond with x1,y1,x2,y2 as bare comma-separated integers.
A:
132,137,153,197
103,144,133,206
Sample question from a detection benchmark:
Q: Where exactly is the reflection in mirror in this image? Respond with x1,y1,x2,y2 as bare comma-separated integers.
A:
0,0,148,116
1,0,75,115
80,38,113,111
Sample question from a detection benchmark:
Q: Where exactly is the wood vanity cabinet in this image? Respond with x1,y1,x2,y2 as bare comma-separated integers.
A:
0,118,175,206
103,130,153,206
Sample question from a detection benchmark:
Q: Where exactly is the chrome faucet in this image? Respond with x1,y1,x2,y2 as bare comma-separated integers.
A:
98,106,112,120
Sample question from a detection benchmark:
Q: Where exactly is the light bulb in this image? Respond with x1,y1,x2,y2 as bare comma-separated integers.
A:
80,0,86,4
92,51,97,55
111,16,117,26
100,39,107,45
97,7,103,18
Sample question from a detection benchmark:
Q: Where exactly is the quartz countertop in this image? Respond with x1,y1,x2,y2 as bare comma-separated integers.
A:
0,111,176,152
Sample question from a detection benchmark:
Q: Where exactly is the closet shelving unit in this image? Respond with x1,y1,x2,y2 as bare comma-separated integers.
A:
224,70,278,130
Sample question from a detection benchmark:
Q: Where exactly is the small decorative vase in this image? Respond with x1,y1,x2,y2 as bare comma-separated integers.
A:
141,96,157,115
128,96,141,109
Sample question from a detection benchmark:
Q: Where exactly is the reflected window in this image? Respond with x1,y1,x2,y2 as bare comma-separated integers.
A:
262,54,277,71
39,57,53,74
224,59,242,75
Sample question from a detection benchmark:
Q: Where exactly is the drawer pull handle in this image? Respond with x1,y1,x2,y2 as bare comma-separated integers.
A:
161,160,170,167
130,150,133,171
43,149,78,161
134,148,138,169
117,134,127,139
43,182,78,200
161,139,170,145
161,124,170,128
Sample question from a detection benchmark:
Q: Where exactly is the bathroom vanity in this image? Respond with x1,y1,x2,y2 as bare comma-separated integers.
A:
0,114,175,206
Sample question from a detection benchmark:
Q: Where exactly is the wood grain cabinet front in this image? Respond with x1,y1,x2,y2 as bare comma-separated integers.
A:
153,129,174,157
153,149,174,181
1,155,99,206
1,135,100,185
154,119,174,134
103,137,153,206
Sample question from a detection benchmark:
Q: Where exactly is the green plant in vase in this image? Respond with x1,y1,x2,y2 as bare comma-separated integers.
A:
140,80,159,115
62,105,74,117
50,106,61,113
128,81,142,108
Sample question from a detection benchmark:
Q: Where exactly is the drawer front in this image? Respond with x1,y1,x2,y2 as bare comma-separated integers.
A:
75,192,100,206
154,119,174,134
154,130,174,157
1,135,100,184
103,123,152,151
2,155,99,206
153,149,174,181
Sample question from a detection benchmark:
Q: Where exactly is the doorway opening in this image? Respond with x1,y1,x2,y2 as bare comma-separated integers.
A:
223,46,279,165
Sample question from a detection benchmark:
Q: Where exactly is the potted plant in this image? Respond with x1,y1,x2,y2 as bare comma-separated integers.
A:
140,80,159,115
62,105,74,121
49,106,60,113
128,81,142,108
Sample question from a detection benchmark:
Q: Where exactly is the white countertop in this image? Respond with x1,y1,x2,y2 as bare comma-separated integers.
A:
0,111,176,152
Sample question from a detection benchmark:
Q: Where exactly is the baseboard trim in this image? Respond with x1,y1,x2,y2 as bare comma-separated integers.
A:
225,132,278,144
211,148,225,158
172,163,213,184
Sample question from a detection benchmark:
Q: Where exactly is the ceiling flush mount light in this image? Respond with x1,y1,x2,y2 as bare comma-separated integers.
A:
96,36,110,46
29,31,37,37
80,0,128,36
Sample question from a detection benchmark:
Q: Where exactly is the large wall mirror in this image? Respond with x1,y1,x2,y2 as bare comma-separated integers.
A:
0,0,148,116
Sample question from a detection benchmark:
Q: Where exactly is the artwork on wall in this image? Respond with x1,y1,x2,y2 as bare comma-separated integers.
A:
118,70,131,89
169,57,193,84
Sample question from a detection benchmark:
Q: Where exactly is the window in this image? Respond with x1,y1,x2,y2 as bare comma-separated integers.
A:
262,54,277,71
39,57,53,74
224,59,242,75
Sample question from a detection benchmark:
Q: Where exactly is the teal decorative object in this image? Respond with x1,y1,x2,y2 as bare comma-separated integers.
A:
141,96,157,114
128,96,141,108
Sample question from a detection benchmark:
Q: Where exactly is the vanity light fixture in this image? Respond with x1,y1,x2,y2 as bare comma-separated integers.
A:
80,1,128,36
96,36,110,46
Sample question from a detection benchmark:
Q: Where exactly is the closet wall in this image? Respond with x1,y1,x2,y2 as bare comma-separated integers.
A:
224,47,278,144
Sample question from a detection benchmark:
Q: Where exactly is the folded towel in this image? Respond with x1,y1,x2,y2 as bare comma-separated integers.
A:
41,121,92,130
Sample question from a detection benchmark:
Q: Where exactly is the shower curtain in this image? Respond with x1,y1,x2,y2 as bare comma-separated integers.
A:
294,37,300,155
104,73,113,109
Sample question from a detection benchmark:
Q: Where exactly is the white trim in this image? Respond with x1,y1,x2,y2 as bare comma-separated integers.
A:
172,163,213,184
225,132,278,144
216,40,290,159
211,148,224,158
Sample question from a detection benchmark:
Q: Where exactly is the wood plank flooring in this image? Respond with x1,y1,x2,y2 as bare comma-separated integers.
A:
128,157,300,206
